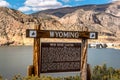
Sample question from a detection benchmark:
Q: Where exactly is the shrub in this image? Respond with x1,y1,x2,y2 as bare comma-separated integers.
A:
0,75,2,80
91,64,120,80
1,64,120,80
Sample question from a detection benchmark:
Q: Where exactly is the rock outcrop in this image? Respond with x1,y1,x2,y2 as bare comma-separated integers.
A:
58,2,120,42
0,7,32,46
33,1,120,43
0,1,120,46
0,7,64,46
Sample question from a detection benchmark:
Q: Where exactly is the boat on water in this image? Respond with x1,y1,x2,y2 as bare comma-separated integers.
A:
88,43,107,48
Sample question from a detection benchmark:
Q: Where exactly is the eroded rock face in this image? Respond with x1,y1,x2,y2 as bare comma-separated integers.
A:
105,1,120,17
0,7,65,46
0,7,35,46
58,2,120,42
0,1,120,46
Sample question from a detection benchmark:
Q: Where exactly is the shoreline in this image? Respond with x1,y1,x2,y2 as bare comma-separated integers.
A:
107,46,120,50
0,45,120,50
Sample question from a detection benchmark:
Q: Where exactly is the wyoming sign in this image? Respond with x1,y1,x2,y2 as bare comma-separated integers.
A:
26,29,98,39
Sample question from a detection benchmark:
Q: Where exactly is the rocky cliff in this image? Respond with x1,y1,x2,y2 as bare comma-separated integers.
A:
0,7,33,46
33,1,120,43
59,3,120,42
0,1,120,46
0,7,64,46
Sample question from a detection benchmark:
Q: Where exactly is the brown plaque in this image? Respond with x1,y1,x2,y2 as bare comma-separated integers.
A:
26,29,98,39
41,43,81,73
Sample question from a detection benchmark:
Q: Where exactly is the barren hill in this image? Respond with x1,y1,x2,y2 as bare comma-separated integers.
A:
0,7,64,46
0,7,33,45
33,1,120,43
0,1,120,46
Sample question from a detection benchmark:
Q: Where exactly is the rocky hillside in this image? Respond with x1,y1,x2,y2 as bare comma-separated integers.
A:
0,7,33,46
0,7,65,46
0,1,120,46
59,2,120,42
33,1,120,43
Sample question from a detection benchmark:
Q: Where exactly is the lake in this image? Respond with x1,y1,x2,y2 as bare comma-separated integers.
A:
0,46,120,79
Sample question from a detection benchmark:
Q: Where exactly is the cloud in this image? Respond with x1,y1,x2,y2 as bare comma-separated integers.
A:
62,0,70,2
63,5,71,7
18,6,31,12
0,0,10,7
18,0,63,13
112,0,120,1
75,0,84,1
109,0,120,2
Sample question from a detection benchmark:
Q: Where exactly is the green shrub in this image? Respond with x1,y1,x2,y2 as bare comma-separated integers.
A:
91,64,120,80
10,75,81,80
0,75,2,80
1,64,120,80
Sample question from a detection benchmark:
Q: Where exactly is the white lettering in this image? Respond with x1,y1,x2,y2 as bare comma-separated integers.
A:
50,31,80,38
63,32,69,38
50,43,56,46
75,32,79,38
70,32,75,38
59,32,63,38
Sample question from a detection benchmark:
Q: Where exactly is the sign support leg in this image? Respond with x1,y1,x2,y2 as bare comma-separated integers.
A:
33,24,41,76
81,39,88,80
27,65,34,76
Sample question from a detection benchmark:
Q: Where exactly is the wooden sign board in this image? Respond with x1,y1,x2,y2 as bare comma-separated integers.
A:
26,29,98,39
41,43,81,73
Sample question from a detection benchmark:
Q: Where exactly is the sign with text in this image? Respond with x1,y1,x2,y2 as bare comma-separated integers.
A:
41,43,81,73
26,29,98,39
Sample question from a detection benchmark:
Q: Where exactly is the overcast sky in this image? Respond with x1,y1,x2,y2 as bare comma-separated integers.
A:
0,0,119,14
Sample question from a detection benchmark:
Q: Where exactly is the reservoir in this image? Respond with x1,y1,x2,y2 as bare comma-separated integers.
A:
0,46,120,79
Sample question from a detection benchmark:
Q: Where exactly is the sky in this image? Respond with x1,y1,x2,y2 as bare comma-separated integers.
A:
0,0,119,14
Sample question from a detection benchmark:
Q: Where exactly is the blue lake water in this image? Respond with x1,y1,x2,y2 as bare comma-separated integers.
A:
0,46,120,79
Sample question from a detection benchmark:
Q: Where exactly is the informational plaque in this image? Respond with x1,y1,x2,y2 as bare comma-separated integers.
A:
41,43,81,73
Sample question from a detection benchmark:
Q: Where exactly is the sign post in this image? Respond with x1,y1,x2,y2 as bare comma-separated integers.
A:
81,39,88,80
26,26,98,80
33,24,41,76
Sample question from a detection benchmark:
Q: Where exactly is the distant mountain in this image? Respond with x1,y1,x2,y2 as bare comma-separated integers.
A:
32,3,113,18
32,1,120,43
0,1,120,46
